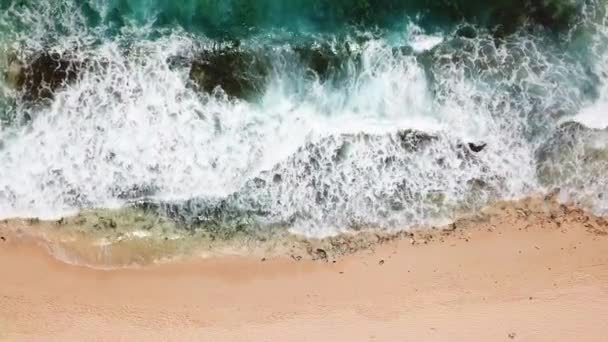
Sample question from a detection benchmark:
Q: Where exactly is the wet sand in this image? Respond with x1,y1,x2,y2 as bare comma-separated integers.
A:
1,196,607,341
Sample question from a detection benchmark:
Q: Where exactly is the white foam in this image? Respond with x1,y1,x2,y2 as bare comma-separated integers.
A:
568,105,608,129
0,3,607,235
129,231,152,238
406,23,444,53
410,35,444,53
0,31,546,235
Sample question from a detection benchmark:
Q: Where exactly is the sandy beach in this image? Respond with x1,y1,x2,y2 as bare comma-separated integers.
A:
1,196,607,341
2,0,608,340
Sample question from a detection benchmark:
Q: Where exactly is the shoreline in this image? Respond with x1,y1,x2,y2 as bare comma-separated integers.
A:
1,196,608,340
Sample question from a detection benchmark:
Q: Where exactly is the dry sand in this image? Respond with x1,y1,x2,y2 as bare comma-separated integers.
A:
1,196,607,341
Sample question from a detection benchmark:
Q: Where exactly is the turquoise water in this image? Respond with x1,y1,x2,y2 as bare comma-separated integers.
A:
0,0,583,37
0,0,607,238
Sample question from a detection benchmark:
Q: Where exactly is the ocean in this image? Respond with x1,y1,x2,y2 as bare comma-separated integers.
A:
0,0,607,263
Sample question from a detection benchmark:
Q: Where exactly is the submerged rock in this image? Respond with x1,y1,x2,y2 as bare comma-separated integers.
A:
294,42,361,80
536,121,608,207
536,121,602,175
188,42,362,98
397,130,438,151
7,44,363,103
456,25,478,39
139,128,492,233
189,48,268,99
295,44,339,79
2,51,94,103
4,59,25,89
7,47,272,103
19,52,84,102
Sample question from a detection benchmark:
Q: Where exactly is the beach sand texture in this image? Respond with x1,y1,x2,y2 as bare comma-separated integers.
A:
1,197,607,341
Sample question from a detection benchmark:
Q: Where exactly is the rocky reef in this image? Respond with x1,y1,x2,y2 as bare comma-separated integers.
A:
536,121,608,187
4,52,85,102
4,43,363,101
131,129,489,234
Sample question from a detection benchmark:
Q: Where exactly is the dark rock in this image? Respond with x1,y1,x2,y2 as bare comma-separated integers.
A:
313,248,328,261
378,259,385,265
455,141,488,154
468,142,487,153
294,43,354,80
188,42,362,98
454,141,489,161
397,130,438,151
444,223,457,232
0,236,5,242
20,52,84,102
189,48,268,99
295,45,333,78
456,25,477,39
